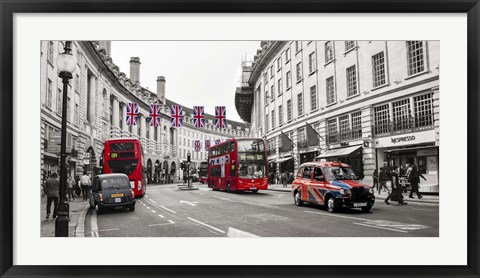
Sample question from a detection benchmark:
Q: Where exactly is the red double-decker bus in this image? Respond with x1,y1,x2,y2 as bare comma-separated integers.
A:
207,138,268,193
103,138,146,198
199,161,208,184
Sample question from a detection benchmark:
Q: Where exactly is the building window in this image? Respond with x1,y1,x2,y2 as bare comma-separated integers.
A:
414,93,434,128
285,47,291,63
338,115,350,142
327,118,338,144
56,88,62,115
46,79,52,109
270,65,274,78
278,78,282,95
392,99,410,131
264,83,269,103
271,109,276,129
74,103,79,126
296,62,302,82
310,85,317,111
295,41,301,53
297,127,306,142
308,52,316,73
67,96,71,123
287,99,292,122
372,52,386,88
47,41,54,64
325,41,334,63
74,74,79,92
346,65,358,97
277,57,282,71
286,71,291,89
297,93,304,117
271,84,275,99
345,41,355,51
265,114,269,131
326,76,335,105
374,104,390,135
263,72,268,84
351,111,362,139
278,105,283,125
407,41,425,76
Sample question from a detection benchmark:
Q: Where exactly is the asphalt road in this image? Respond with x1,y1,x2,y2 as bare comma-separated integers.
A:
84,183,439,237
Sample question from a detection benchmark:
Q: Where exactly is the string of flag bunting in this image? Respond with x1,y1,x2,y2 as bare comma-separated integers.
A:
125,103,227,129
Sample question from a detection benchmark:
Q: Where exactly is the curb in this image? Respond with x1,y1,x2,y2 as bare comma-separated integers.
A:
75,203,90,237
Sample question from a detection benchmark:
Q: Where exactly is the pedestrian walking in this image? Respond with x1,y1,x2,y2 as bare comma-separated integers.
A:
275,172,280,185
372,169,379,194
282,172,288,188
43,172,60,219
80,171,91,201
406,163,426,199
378,167,390,194
67,175,75,201
385,167,407,205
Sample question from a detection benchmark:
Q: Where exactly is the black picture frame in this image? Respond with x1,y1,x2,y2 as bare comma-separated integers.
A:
1,1,479,277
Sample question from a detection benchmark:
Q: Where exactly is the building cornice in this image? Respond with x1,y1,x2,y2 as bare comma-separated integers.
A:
249,41,288,85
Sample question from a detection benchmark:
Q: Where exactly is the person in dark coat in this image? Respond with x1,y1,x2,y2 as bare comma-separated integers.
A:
385,167,407,205
378,167,390,194
43,172,60,219
407,164,426,199
372,169,379,194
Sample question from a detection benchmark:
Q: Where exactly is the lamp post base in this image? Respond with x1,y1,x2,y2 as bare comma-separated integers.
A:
55,201,69,237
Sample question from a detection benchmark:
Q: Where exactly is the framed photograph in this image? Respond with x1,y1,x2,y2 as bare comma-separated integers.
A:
1,1,479,277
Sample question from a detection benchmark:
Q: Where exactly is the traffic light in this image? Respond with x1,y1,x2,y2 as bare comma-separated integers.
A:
187,152,191,162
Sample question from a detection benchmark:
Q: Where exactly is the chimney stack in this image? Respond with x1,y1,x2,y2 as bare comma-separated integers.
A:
157,76,166,104
129,57,141,85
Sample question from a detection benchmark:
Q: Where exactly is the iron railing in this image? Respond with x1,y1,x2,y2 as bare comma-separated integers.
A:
373,115,433,136
327,128,362,145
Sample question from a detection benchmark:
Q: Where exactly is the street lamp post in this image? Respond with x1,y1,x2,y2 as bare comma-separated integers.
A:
55,41,77,237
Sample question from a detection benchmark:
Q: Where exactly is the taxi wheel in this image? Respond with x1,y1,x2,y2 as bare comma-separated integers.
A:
294,191,303,206
226,182,231,192
252,190,258,193
326,197,337,213
361,205,372,213
130,204,135,212
212,182,217,191
96,204,104,215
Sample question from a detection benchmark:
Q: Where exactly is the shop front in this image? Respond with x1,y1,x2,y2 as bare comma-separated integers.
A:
374,129,439,193
300,150,319,165
316,145,364,179
277,156,294,182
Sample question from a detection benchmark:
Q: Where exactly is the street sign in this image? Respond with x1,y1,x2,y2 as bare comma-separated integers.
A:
47,132,61,153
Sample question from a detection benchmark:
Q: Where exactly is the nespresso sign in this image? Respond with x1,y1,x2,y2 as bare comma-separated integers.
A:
376,130,435,148
391,135,416,144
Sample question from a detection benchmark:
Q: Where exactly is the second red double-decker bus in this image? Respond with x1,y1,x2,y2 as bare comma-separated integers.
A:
199,161,208,184
207,138,268,193
103,138,146,198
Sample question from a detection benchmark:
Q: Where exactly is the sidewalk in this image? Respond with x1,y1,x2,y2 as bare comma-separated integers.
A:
40,195,90,237
267,183,439,204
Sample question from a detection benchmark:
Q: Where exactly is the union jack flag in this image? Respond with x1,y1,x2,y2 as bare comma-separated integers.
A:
192,106,205,128
171,105,183,127
194,140,201,152
126,103,139,126
148,104,161,127
215,106,227,128
205,139,211,151
215,139,221,145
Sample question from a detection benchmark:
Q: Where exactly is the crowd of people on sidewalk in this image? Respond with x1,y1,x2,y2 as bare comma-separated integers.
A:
268,171,294,188
372,163,427,205
41,171,92,220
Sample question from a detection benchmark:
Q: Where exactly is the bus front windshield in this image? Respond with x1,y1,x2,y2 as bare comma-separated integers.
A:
107,159,138,176
323,167,357,181
237,139,266,179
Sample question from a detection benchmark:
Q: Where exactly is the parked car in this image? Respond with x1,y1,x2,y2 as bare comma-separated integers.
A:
89,173,136,214
292,161,375,213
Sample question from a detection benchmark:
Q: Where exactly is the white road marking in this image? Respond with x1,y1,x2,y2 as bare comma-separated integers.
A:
148,222,175,227
242,201,277,208
353,222,408,233
142,203,146,206
160,205,176,214
304,210,368,221
180,200,198,206
168,220,175,224
412,208,435,212
227,228,259,237
146,206,150,209
151,210,156,213
97,228,120,232
90,209,99,237
158,214,164,218
187,217,226,233
149,199,157,204
211,196,237,202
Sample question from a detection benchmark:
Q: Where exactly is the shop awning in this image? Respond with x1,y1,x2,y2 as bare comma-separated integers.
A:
316,145,362,159
276,156,293,163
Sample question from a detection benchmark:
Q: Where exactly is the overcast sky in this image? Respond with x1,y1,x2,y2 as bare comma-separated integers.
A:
110,41,261,123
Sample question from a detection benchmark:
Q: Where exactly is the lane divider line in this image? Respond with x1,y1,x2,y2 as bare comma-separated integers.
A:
304,210,368,222
241,201,277,208
149,199,157,204
151,210,156,213
148,222,175,227
353,222,408,233
158,214,164,218
160,205,176,214
187,217,225,234
90,209,99,237
227,227,259,237
97,228,120,232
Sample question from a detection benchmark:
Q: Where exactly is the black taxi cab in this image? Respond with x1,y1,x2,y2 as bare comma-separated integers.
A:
292,161,375,213
89,173,136,214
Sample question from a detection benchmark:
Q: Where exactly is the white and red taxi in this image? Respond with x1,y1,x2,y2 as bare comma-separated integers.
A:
292,161,375,213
